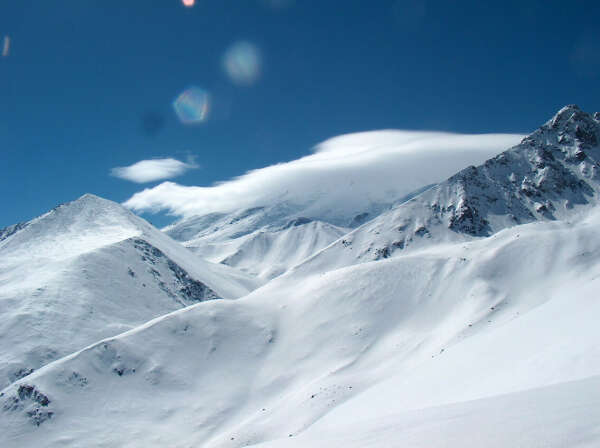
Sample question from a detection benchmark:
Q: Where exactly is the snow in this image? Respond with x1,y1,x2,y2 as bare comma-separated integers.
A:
2,201,600,447
164,203,354,281
159,128,525,282
187,218,349,280
0,194,258,388
1,106,599,448
292,104,600,274
255,376,600,448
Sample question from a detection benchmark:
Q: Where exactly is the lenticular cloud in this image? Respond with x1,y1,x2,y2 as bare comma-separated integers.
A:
111,158,198,184
123,130,524,218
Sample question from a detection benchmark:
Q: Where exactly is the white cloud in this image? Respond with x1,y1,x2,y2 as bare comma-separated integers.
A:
111,158,198,184
123,130,525,218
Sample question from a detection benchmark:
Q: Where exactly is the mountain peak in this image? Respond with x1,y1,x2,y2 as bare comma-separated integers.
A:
51,193,138,223
296,105,600,271
66,193,120,209
557,103,581,114
0,194,152,259
547,104,596,130
76,193,104,202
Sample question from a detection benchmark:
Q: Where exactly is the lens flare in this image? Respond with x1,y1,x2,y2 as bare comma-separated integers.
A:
182,0,195,7
2,36,10,57
223,41,262,85
173,87,210,124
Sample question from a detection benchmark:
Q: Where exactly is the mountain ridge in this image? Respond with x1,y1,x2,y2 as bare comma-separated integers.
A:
3,191,600,446
290,105,600,275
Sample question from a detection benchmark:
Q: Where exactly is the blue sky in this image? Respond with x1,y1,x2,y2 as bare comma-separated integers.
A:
1,0,599,228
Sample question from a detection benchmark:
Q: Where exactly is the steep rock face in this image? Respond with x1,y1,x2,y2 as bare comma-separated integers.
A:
294,106,600,273
130,238,220,303
443,104,599,235
428,106,599,231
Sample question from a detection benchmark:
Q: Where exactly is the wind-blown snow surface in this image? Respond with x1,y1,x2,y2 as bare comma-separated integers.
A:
256,376,600,448
2,204,600,447
0,194,258,389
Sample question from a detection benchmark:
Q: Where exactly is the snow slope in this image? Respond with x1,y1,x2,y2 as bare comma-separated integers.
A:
164,188,435,281
164,202,372,280
217,219,349,279
255,376,600,448
167,209,349,280
0,194,259,388
2,200,600,447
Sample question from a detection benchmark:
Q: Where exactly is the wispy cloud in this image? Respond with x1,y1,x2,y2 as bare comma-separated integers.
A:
123,130,524,218
111,158,198,183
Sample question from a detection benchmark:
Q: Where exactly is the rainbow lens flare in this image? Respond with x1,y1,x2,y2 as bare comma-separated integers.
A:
173,87,210,124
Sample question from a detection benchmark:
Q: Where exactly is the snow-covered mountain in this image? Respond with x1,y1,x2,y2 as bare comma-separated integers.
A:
160,129,518,281
164,186,435,281
2,197,600,447
163,107,595,282
0,194,259,388
165,205,354,280
216,219,350,279
294,105,600,274
1,106,600,448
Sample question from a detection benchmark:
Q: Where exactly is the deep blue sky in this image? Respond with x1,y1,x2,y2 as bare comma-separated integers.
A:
1,0,599,227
